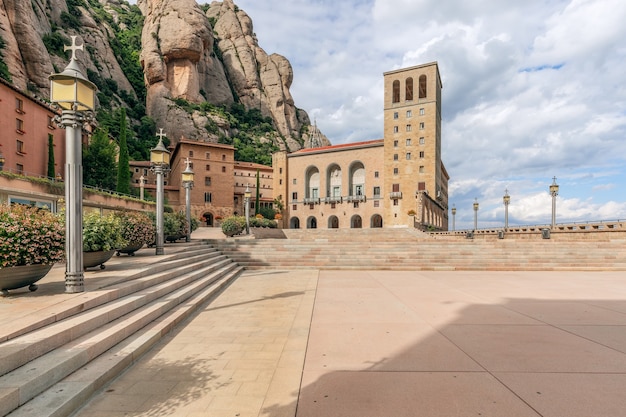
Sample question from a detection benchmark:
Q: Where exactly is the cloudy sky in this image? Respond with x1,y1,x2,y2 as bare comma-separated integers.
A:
133,0,626,229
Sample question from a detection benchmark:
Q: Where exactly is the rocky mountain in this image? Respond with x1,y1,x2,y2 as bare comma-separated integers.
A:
0,0,329,153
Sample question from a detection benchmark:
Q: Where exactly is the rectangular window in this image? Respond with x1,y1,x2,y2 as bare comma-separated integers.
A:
206,164,210,171
418,182,426,191
134,168,139,173
420,108,425,115
353,202,359,208
406,153,411,160
143,168,148,176
189,150,194,157
279,167,283,174
393,140,398,147
15,98,24,113
420,151,425,158
16,119,24,134
393,126,399,133
293,179,297,185
406,138,412,146
205,152,210,159
374,171,379,178
47,116,55,129
355,185,363,196
393,199,399,206
205,176,211,186
392,184,400,192
419,122,425,130
311,188,319,199
16,163,24,174
279,179,282,185
374,200,380,208
204,192,212,203
406,124,412,132
406,110,412,118
222,166,226,173
393,112,399,119
419,165,425,173
292,192,298,200
393,168,399,175
16,140,24,154
331,203,336,209
333,186,341,197
419,137,425,145
292,204,297,211
393,154,398,161
373,186,381,196
222,154,226,161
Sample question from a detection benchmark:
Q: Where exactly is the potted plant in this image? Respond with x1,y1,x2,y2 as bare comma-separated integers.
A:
115,211,155,256
0,205,64,293
83,211,127,269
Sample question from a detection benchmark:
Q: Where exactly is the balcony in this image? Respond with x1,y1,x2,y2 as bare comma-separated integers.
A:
303,197,321,205
389,191,403,199
346,195,366,203
324,196,343,204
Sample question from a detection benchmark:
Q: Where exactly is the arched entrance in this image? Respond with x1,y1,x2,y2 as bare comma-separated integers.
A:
290,217,300,229
351,215,362,229
328,215,339,229
203,212,214,227
307,216,318,229
371,214,383,228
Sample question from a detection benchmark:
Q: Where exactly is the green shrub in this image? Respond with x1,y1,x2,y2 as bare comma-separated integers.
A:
221,216,245,237
83,211,127,252
115,211,155,245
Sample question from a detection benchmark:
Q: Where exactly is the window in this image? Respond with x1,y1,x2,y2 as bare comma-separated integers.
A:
419,165,425,173
374,171,379,178
333,186,341,197
355,185,363,196
392,184,400,192
292,192,298,200
293,179,297,185
189,150,194,157
419,137,425,145
16,119,24,134
292,204,297,211
15,98,24,113
393,126,399,133
373,186,381,197
406,138,412,146
405,77,414,101
419,75,427,98
206,164,210,171
406,125,412,132
279,167,283,174
16,140,25,154
222,154,226,161
418,182,426,191
393,140,398,147
353,202,359,208
47,116,54,128
393,168,399,175
393,112,398,120
393,154,398,161
134,168,139,173
406,153,411,160
16,164,24,174
420,151,425,158
204,192,212,203
205,176,211,186
419,122,424,130
143,169,148,176
374,200,380,207
393,199,399,206
392,80,400,103
420,108,425,115
279,179,282,185
205,152,210,159
222,166,226,173
406,110,412,118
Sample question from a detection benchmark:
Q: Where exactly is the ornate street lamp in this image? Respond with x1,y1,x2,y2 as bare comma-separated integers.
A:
49,36,97,293
503,189,511,229
550,176,559,228
150,129,171,255
244,184,251,234
451,205,456,231
182,158,194,242
473,198,479,230
139,175,145,201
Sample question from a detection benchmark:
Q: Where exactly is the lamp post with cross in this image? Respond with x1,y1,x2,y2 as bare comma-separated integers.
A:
150,129,170,255
49,36,97,293
181,158,194,242
503,189,510,230
550,177,559,228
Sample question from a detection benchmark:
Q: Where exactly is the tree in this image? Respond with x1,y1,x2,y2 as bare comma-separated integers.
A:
116,108,131,194
255,169,260,216
47,134,55,178
83,128,117,190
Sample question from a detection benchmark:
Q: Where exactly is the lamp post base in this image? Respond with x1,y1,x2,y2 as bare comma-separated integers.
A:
155,247,165,256
65,272,85,293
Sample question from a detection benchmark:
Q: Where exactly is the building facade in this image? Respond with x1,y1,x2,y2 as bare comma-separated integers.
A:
273,62,449,230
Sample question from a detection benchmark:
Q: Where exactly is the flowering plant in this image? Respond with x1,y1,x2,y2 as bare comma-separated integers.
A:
0,205,65,268
83,211,127,252
115,211,155,245
274,213,282,220
407,209,417,216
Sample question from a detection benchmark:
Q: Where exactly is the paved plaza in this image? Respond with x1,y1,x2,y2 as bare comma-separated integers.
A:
69,267,626,417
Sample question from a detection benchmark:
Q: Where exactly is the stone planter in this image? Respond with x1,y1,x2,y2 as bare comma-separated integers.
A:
0,263,54,294
116,242,144,257
83,250,115,270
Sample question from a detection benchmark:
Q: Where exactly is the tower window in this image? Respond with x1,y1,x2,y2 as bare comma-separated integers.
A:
393,112,398,119
420,151,425,158
406,125,412,132
406,153,411,160
419,137,425,145
406,110,412,118
420,108,425,115
405,77,414,101
419,122,425,130
393,140,398,147
393,126,399,133
419,75,427,98
406,138,412,146
393,154,398,161
392,80,400,103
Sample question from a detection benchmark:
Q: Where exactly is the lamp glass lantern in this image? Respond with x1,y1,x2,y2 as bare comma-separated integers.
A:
503,189,511,205
150,138,171,166
182,161,195,183
549,177,559,195
49,64,96,112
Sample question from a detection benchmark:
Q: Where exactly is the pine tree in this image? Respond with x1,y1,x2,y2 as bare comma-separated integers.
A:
47,134,55,178
116,108,131,194
83,128,117,190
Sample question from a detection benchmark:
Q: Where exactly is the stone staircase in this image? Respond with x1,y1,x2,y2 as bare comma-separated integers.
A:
0,242,243,417
205,228,626,271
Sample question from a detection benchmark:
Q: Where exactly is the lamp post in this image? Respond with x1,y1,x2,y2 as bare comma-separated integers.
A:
182,158,194,242
451,205,456,231
503,189,510,230
150,129,170,255
473,198,479,230
549,176,559,228
244,184,251,234
49,36,96,293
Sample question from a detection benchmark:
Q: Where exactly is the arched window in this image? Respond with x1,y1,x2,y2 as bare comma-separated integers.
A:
371,214,383,228
326,164,342,198
305,166,320,199
328,216,339,229
405,77,414,101
307,216,317,229
419,75,427,98
351,215,362,229
290,217,300,229
392,80,400,103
